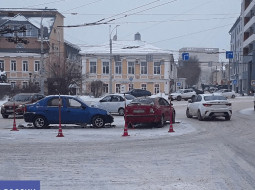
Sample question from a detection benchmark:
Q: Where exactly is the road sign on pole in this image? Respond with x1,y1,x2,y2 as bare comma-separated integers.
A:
226,51,233,59
182,53,189,61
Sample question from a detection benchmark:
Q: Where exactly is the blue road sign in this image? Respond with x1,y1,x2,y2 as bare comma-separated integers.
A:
226,51,233,59
233,79,237,85
182,53,189,61
176,82,181,87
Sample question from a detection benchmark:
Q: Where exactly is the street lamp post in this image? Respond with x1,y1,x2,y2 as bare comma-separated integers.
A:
109,25,119,94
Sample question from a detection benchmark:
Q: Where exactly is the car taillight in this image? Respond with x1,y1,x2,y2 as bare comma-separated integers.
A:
203,103,212,107
226,103,231,106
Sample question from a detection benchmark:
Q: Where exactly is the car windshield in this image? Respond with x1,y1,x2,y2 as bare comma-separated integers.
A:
204,95,227,101
175,90,184,93
12,94,32,102
130,98,154,105
124,94,135,100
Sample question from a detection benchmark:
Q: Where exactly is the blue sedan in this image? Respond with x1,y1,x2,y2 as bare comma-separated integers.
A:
23,95,114,128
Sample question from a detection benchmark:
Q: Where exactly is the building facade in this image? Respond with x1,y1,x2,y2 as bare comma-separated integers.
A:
0,8,66,94
81,33,177,95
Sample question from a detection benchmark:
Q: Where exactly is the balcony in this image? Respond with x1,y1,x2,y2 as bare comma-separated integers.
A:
244,16,255,32
243,33,255,48
244,1,255,17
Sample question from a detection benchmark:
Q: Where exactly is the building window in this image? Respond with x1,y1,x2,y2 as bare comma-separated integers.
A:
11,60,16,71
103,83,108,93
115,61,122,74
22,61,28,72
22,82,28,89
141,84,147,90
90,61,97,74
102,62,109,74
0,60,4,70
154,62,161,74
11,82,16,89
116,84,121,93
154,84,160,94
34,61,40,72
129,83,133,91
128,61,135,74
141,61,147,74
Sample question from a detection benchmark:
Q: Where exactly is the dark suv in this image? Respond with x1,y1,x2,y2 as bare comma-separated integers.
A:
125,89,151,97
1,93,45,118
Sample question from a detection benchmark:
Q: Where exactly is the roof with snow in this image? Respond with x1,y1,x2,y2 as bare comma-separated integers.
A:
81,40,171,55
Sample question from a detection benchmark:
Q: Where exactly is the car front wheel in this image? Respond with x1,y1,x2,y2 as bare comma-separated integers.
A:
225,115,231,121
197,110,204,121
92,115,105,128
186,108,192,118
177,96,182,101
33,116,49,128
118,108,125,116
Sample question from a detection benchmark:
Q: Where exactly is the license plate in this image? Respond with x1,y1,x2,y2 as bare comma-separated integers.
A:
6,110,14,113
133,109,145,113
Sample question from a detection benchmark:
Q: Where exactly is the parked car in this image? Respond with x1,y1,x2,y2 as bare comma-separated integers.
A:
91,94,135,116
125,97,175,128
169,89,196,101
23,95,114,128
186,94,232,121
1,93,45,118
124,89,151,97
213,89,236,98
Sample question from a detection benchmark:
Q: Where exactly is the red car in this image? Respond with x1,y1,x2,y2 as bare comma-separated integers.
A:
125,97,175,128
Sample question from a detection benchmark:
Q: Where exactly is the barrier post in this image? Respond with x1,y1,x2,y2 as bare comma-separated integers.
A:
56,94,64,137
11,101,19,131
122,93,130,136
168,99,175,133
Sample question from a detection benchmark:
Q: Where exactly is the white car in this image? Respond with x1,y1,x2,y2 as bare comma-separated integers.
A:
186,94,232,121
213,89,236,98
91,94,135,116
169,89,196,101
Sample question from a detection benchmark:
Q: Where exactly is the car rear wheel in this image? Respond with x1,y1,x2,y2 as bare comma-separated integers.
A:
92,115,105,128
2,114,8,119
231,94,235,98
118,108,125,116
156,115,165,128
197,110,204,121
177,96,182,101
186,108,192,118
33,116,49,128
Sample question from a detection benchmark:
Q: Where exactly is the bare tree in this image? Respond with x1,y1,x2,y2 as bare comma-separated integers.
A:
46,54,85,95
91,80,104,98
177,56,201,87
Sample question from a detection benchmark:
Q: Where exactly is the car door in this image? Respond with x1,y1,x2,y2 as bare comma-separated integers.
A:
110,95,124,113
45,97,65,123
189,95,202,115
63,97,91,124
97,95,112,111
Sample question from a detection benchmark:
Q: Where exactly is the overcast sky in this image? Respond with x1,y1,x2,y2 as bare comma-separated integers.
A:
1,0,241,60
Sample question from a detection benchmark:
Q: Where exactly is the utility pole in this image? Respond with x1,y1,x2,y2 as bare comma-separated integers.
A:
109,26,113,94
40,9,46,95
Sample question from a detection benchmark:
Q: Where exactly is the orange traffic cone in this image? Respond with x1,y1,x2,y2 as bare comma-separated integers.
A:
122,121,130,137
11,102,19,131
168,104,175,133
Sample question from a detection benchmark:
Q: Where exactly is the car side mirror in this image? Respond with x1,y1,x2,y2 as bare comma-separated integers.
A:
81,105,86,109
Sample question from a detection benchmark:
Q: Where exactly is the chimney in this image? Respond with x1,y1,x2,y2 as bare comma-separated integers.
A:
134,32,141,41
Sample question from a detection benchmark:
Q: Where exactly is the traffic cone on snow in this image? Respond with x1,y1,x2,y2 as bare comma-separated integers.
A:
168,102,175,133
122,120,130,137
56,126,64,137
11,102,19,131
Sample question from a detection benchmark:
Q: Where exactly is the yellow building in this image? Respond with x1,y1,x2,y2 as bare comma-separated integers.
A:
81,33,177,95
